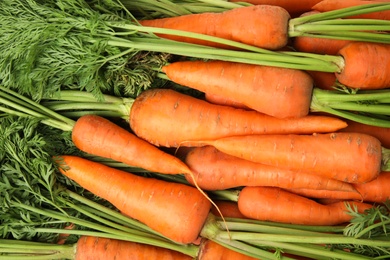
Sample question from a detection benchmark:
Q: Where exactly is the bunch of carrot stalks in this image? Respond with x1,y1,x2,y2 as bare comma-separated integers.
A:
1,0,390,259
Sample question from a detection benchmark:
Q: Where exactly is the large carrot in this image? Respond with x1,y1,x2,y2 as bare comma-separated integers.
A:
287,171,390,203
237,186,372,225
72,114,192,175
74,236,192,260
162,60,314,118
140,5,291,50
184,145,356,191
55,155,212,244
312,0,390,20
338,120,390,148
335,42,390,89
202,132,384,184
228,0,323,17
129,89,347,147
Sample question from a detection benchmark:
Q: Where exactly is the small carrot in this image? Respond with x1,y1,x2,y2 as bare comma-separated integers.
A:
287,171,390,203
72,114,192,175
130,89,347,147
312,0,390,20
210,200,248,219
338,120,390,148
162,60,314,118
202,132,383,184
237,186,372,225
74,236,192,260
184,145,356,191
228,0,323,17
55,155,212,244
336,42,390,89
139,5,291,50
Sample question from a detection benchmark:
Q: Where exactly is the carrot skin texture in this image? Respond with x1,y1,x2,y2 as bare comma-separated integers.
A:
204,92,249,110
312,0,390,20
336,42,390,89
205,132,382,183
72,115,192,175
306,71,337,90
75,236,192,260
139,5,290,50
238,186,372,225
210,200,248,219
339,120,390,148
57,156,212,244
129,89,347,147
184,145,356,191
288,171,390,203
197,239,258,260
229,0,323,17
162,60,314,118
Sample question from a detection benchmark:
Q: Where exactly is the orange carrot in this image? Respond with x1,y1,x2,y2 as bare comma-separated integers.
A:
228,0,323,17
336,42,390,89
139,5,291,50
287,171,390,203
162,60,314,118
184,145,356,191
56,155,212,244
203,132,383,184
306,71,337,90
74,236,192,260
312,0,390,20
293,36,352,55
204,92,249,110
197,239,258,260
72,114,192,175
237,186,372,225
338,120,390,148
129,89,347,148
210,200,248,219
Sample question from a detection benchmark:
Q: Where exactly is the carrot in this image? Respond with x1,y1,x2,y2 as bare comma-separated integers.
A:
312,0,390,20
338,120,390,148
162,60,314,118
293,36,352,55
287,171,390,203
184,145,356,191
210,200,248,219
71,114,192,175
237,186,372,225
74,236,192,260
55,155,212,244
204,92,249,110
202,132,383,184
306,71,337,90
130,89,347,147
197,239,258,260
139,5,291,50
336,42,390,89
228,0,323,17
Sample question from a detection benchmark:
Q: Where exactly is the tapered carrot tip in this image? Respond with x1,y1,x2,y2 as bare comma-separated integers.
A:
336,42,390,89
140,5,290,50
56,156,212,244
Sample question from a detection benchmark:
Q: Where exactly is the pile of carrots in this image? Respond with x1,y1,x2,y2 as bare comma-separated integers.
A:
2,0,390,259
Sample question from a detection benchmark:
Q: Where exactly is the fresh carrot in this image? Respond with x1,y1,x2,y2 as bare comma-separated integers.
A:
287,171,390,203
139,5,291,50
197,239,258,260
55,155,212,244
184,145,356,191
210,200,248,219
338,120,390,148
335,42,390,89
74,236,192,260
71,114,192,175
312,0,390,20
162,60,314,118
237,186,372,225
306,71,338,90
204,92,249,110
129,89,347,147
228,0,323,17
293,36,352,55
202,132,383,184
